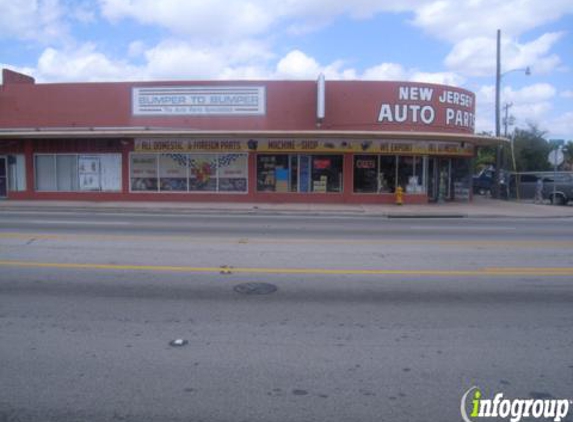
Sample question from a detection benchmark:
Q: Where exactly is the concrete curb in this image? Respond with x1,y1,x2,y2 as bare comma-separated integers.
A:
1,203,573,219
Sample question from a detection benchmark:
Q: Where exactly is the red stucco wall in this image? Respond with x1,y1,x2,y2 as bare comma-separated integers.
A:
1,75,475,135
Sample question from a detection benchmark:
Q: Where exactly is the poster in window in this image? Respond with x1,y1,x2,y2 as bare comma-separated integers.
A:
79,155,101,191
130,154,158,191
100,154,122,192
159,154,188,191
299,155,310,193
189,155,217,192
219,154,247,192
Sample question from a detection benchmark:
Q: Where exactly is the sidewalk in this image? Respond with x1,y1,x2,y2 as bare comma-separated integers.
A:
1,196,572,218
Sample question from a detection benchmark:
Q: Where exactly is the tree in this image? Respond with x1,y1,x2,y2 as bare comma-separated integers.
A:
510,125,552,172
475,131,496,172
562,140,573,171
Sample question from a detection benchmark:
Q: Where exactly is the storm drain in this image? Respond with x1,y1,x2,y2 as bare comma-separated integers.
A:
233,282,278,295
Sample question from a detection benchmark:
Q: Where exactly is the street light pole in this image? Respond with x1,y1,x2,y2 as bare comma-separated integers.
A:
493,29,530,199
494,29,502,199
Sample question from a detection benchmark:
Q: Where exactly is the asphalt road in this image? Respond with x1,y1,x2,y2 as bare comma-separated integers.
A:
1,210,573,422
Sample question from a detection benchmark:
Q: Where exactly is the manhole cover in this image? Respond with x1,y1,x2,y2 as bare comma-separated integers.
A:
233,282,278,295
169,339,189,347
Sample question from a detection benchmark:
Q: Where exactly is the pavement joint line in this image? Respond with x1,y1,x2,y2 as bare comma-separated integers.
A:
0,260,572,277
1,232,572,248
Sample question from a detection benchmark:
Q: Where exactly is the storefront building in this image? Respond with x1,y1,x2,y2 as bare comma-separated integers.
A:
0,69,503,203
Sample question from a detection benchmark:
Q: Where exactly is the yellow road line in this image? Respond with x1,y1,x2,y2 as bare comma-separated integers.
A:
0,260,572,277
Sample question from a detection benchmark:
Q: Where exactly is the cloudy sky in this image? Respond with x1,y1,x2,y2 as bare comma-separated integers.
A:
1,0,572,139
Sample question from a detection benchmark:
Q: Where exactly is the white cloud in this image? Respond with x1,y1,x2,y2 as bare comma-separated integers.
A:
561,90,573,99
128,40,146,58
475,83,557,134
362,63,406,81
0,0,68,43
548,112,573,139
361,63,464,86
72,2,97,24
412,0,573,42
445,32,564,77
275,50,321,79
100,0,275,40
35,43,145,82
409,71,464,86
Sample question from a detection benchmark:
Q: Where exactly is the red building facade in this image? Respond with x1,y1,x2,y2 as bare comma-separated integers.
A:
0,69,502,203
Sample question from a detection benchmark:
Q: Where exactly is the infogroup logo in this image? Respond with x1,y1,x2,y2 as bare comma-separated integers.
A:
461,387,571,422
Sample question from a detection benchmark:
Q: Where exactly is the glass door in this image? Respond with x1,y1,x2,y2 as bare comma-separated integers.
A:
0,157,7,198
427,158,452,202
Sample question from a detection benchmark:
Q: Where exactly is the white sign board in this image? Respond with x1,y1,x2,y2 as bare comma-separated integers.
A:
78,156,101,191
132,86,266,116
548,149,564,167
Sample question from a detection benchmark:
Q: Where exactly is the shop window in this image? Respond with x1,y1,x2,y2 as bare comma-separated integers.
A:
159,154,188,192
257,154,342,193
131,154,158,191
452,158,471,201
8,155,26,192
397,156,425,194
218,154,248,192
35,155,57,191
58,155,79,191
312,155,343,192
36,154,122,192
99,155,122,192
379,156,396,193
354,155,378,193
130,153,248,193
189,154,217,192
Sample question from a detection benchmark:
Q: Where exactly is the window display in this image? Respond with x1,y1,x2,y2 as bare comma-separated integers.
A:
312,155,342,192
257,154,342,193
189,155,217,192
78,155,99,191
218,154,248,192
353,155,378,193
452,158,471,201
159,154,188,192
379,156,396,193
130,153,248,193
131,154,158,192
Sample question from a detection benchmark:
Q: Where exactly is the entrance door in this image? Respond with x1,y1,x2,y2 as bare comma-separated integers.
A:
0,157,7,198
427,158,451,202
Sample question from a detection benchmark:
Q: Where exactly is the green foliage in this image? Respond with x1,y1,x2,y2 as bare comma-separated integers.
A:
511,125,552,172
476,146,496,170
563,141,573,170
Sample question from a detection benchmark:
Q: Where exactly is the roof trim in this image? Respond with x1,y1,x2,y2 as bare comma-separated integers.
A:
0,128,507,146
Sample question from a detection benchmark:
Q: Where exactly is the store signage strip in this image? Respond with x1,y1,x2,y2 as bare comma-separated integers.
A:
135,139,474,157
132,86,266,116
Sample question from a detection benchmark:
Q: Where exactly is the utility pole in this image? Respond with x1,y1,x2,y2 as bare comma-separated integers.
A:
494,29,502,199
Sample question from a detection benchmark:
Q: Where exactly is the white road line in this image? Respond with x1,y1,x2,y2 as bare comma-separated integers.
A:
409,226,517,230
24,220,133,226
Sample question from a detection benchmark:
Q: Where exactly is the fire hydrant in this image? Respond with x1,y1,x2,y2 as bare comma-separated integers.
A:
395,186,404,205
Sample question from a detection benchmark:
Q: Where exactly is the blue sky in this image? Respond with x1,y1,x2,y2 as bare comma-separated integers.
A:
1,0,572,140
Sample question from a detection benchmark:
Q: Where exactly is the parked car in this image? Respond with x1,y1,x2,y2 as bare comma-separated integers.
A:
507,173,543,200
542,173,573,205
473,168,508,198
473,168,494,195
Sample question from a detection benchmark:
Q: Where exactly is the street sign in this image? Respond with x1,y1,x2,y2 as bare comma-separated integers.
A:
548,149,564,166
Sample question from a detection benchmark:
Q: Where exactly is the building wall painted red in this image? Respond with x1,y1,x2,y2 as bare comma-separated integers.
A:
1,70,478,204
1,71,475,135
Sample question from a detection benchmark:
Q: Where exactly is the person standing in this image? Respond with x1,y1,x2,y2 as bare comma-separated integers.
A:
535,177,544,204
